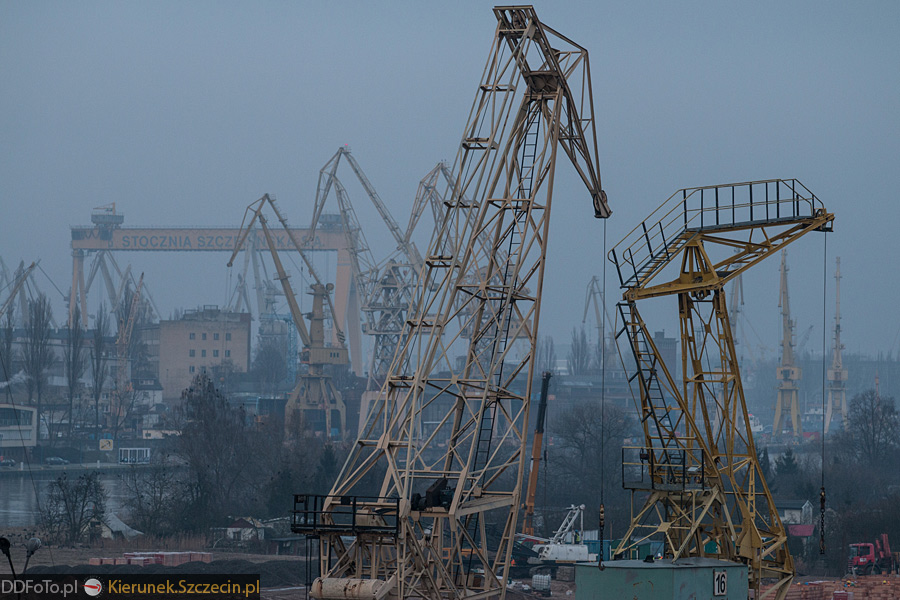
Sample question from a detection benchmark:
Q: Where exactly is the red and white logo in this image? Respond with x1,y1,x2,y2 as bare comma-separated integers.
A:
83,578,103,597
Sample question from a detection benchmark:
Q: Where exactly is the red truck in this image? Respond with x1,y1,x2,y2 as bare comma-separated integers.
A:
848,533,897,575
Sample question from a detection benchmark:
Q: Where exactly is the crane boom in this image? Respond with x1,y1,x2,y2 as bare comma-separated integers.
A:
0,262,36,320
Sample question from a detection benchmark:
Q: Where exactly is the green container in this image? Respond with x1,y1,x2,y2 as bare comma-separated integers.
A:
575,558,748,600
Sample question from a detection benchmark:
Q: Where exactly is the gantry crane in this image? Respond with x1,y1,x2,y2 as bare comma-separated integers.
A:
291,7,608,600
825,257,847,433
774,251,802,439
609,179,833,600
229,195,350,437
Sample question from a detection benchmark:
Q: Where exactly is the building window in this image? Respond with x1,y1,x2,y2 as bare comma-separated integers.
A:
225,350,231,358
202,333,207,341
214,333,220,341
201,350,207,358
189,332,195,340
189,366,195,373
226,333,232,341
189,349,195,357
213,350,219,358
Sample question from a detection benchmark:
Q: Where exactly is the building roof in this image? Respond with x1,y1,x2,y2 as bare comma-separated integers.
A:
788,524,816,537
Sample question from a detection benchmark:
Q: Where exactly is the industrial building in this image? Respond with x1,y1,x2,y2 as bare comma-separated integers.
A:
157,306,251,401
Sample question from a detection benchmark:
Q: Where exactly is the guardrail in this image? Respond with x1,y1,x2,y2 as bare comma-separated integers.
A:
621,446,707,492
291,494,400,536
609,179,826,289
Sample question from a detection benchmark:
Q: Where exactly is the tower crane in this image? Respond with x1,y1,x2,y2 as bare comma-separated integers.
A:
309,150,421,391
609,179,833,600
774,251,802,439
405,162,453,252
229,195,350,437
82,251,161,322
310,146,424,272
825,257,847,433
292,7,608,600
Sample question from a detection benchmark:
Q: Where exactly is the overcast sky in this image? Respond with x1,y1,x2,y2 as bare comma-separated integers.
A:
2,1,899,365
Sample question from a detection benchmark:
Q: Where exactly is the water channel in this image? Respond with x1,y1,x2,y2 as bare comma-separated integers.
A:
0,470,131,527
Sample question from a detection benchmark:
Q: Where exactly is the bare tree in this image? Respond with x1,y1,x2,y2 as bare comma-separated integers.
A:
548,402,635,539
38,472,108,545
90,307,110,432
118,459,181,536
252,341,287,396
22,293,55,438
0,306,15,381
567,327,591,377
841,389,900,464
64,305,86,438
536,335,556,375
173,373,279,530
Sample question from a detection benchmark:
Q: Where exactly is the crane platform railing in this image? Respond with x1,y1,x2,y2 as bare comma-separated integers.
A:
291,494,400,536
609,179,826,290
621,446,707,492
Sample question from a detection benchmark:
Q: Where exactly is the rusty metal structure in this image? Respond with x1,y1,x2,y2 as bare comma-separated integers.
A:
293,6,608,600
610,179,833,599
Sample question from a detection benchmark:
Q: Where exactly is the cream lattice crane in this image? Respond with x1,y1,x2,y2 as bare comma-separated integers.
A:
291,6,608,600
609,180,833,600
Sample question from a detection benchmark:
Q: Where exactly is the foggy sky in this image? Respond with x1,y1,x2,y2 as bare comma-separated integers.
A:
2,1,899,365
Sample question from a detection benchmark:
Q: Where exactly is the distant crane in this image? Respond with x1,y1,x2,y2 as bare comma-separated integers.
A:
0,261,36,321
112,272,143,432
522,371,552,537
825,257,848,433
309,148,422,391
229,195,350,437
774,250,802,439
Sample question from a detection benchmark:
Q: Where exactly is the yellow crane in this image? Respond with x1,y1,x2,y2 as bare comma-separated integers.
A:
773,251,802,438
825,257,847,433
609,179,833,599
229,195,349,437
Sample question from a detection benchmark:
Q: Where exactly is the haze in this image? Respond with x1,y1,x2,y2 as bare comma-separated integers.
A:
2,1,899,359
